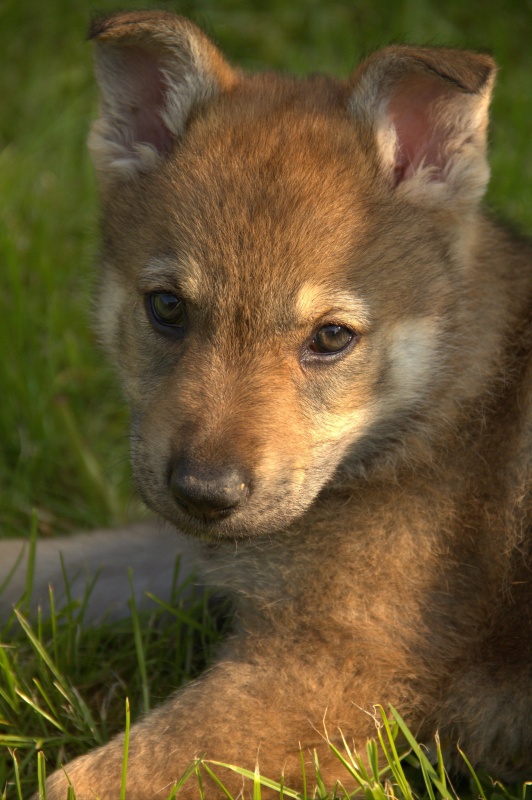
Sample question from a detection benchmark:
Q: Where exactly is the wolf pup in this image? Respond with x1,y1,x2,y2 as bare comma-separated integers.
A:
38,9,532,798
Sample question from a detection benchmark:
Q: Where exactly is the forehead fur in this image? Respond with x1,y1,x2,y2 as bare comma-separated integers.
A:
102,72,381,280
100,70,454,338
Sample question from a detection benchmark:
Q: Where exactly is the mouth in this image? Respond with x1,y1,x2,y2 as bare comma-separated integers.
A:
172,495,240,524
165,505,258,542
152,488,301,542
135,481,256,540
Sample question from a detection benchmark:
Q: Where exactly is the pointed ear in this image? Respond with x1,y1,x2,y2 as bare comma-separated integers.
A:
349,46,496,207
88,11,238,186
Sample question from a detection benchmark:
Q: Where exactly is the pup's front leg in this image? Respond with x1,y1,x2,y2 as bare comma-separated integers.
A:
44,639,364,800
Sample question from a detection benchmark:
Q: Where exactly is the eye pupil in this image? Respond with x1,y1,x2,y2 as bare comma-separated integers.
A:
150,293,184,326
311,325,353,354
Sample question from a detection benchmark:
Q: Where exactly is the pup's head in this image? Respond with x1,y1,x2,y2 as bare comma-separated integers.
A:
89,12,495,539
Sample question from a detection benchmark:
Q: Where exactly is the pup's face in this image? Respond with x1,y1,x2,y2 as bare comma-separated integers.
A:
90,14,494,539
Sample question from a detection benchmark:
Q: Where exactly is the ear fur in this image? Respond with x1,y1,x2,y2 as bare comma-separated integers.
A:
349,46,496,207
88,11,238,185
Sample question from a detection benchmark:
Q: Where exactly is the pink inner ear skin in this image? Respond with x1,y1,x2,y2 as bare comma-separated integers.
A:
389,76,453,185
123,46,173,155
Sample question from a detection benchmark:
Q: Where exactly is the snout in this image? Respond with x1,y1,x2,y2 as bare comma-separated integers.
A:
168,456,251,522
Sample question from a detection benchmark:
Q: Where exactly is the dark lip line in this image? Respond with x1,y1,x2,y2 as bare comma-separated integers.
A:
166,508,239,532
164,508,271,543
180,506,235,525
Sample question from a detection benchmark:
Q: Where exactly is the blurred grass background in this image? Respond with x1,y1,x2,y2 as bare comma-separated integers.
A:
1,0,532,537
1,1,532,797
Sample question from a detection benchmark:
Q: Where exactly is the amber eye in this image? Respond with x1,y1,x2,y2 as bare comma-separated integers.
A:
309,324,354,355
147,292,186,332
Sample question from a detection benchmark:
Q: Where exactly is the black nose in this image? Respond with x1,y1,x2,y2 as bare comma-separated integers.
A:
169,459,250,521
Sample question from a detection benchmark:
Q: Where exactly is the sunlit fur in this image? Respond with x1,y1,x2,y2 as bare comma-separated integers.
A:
41,11,532,798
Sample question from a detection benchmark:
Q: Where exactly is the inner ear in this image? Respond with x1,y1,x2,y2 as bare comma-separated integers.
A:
389,75,455,186
119,46,173,156
349,46,496,204
88,11,238,185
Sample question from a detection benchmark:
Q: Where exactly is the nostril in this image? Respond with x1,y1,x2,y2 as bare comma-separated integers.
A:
169,459,250,521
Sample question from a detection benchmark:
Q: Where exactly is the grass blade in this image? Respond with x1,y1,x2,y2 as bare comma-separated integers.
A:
128,569,150,714
120,698,131,800
457,746,487,800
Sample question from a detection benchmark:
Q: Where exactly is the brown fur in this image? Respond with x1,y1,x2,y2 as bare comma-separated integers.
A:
44,11,532,798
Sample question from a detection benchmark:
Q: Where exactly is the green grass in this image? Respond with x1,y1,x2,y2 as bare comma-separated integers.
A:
0,569,228,797
1,0,532,797
2,582,530,800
